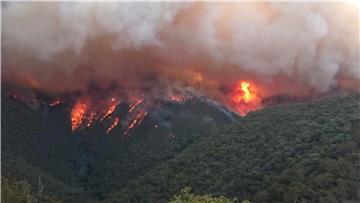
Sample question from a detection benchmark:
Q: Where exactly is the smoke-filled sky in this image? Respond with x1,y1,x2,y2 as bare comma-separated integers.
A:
2,1,359,105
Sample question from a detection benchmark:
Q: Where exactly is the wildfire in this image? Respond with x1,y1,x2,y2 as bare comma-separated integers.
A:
230,81,262,115
106,117,120,133
100,98,120,121
71,101,87,131
124,111,148,136
240,82,253,103
232,81,254,104
128,97,143,112
69,93,152,135
70,97,120,132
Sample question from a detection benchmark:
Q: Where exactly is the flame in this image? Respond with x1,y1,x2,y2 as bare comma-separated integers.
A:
230,80,262,115
71,101,87,131
128,97,143,112
69,93,152,135
106,117,120,133
232,81,254,103
124,111,148,136
100,98,120,121
123,95,153,136
70,97,120,132
87,112,97,127
240,82,253,103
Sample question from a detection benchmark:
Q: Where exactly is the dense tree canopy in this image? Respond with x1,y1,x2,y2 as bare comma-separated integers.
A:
2,94,359,203
108,94,360,203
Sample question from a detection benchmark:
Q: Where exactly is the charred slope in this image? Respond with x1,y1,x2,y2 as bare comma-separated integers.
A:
108,94,360,203
1,93,237,202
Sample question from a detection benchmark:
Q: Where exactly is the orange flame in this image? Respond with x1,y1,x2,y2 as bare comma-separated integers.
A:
232,81,254,103
124,111,148,136
70,97,120,132
240,82,253,103
100,98,120,121
106,117,120,133
128,97,143,112
230,81,262,115
71,101,87,131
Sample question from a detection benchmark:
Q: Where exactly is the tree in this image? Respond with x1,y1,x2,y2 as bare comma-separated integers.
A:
169,187,251,203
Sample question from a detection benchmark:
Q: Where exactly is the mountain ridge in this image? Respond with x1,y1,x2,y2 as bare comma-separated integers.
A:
107,94,360,203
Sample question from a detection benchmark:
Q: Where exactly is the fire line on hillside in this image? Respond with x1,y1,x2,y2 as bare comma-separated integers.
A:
67,80,258,135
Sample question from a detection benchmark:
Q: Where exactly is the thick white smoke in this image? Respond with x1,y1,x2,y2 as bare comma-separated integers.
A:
2,2,359,95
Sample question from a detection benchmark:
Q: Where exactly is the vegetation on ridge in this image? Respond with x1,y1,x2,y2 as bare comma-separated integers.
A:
108,94,360,203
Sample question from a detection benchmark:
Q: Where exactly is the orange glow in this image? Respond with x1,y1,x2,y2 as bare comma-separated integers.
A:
106,117,120,133
232,81,254,104
71,101,87,131
124,111,148,136
169,95,186,102
87,112,97,127
128,97,143,112
49,100,61,107
230,80,262,115
241,82,253,103
100,99,120,121
70,97,120,132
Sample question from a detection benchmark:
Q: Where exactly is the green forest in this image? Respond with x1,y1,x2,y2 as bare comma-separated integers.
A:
2,94,360,203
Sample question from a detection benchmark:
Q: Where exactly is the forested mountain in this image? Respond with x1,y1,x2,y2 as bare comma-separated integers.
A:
2,94,359,203
107,94,360,203
1,96,94,202
1,95,236,202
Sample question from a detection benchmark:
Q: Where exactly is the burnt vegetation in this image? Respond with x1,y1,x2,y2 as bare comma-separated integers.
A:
2,93,360,203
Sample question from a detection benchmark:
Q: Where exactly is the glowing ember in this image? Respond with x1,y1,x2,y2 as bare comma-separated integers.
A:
169,95,187,102
106,117,120,133
49,100,61,107
230,81,262,115
71,101,87,131
124,111,148,136
128,97,143,112
87,112,97,127
100,99,120,121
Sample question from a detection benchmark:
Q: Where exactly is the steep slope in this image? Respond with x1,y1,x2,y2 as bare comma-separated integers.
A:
1,96,92,202
1,93,237,201
74,100,237,199
108,94,360,203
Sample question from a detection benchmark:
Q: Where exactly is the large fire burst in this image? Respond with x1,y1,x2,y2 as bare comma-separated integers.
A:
230,81,262,116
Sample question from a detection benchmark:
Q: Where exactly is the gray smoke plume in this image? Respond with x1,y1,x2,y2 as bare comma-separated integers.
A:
2,2,359,99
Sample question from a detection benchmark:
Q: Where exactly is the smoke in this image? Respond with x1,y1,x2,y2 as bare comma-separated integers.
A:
2,2,359,104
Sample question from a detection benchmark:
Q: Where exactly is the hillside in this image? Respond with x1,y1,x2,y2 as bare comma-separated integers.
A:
1,96,93,202
1,94,236,202
108,94,360,203
77,99,237,198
